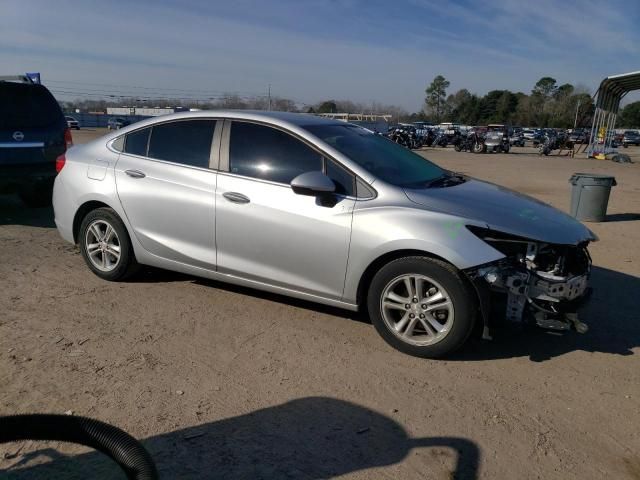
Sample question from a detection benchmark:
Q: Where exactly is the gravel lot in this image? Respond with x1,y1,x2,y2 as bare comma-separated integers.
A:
1,128,639,479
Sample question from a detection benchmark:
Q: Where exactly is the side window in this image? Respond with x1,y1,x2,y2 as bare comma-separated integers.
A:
148,120,216,168
124,127,150,156
229,122,323,184
325,159,355,196
111,136,125,152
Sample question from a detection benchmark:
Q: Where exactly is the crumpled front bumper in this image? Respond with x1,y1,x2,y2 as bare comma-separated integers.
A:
467,260,592,334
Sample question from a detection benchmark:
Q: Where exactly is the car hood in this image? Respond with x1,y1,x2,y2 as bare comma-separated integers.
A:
404,177,595,245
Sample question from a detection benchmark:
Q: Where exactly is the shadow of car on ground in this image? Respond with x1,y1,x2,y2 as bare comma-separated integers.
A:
3,397,480,480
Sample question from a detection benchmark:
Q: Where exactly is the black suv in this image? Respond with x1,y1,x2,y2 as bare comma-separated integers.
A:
0,79,71,206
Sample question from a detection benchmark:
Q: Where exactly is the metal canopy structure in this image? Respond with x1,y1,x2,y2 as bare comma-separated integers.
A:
588,70,640,156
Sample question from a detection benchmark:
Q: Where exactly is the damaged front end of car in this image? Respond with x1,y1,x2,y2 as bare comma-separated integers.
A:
464,226,593,337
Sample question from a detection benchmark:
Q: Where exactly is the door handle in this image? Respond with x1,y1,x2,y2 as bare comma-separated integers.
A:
125,169,146,179
223,192,250,204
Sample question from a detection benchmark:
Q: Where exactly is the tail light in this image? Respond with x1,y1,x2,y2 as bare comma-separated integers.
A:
55,153,66,173
64,128,73,149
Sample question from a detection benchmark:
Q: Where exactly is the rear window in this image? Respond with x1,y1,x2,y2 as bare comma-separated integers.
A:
124,127,151,156
148,120,216,168
0,82,64,129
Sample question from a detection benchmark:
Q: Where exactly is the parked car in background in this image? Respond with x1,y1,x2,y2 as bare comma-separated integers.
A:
0,78,72,206
522,129,537,141
569,129,587,144
622,130,640,147
107,117,130,130
53,111,595,358
65,115,80,130
509,128,525,147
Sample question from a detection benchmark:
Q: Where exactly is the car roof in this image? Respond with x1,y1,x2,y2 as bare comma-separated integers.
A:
106,110,345,134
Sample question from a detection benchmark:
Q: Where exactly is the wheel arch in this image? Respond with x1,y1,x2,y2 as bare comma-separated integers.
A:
72,200,116,244
355,249,453,310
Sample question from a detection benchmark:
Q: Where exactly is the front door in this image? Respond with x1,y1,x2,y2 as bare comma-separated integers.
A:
215,121,355,300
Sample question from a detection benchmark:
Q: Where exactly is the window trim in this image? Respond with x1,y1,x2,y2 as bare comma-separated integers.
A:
221,119,375,199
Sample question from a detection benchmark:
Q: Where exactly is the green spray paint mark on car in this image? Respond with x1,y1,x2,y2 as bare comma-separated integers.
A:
445,221,465,239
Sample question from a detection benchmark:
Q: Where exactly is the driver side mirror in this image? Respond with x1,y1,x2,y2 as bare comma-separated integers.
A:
290,171,335,196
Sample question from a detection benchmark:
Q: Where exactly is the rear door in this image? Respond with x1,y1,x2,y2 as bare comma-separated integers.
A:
115,119,220,270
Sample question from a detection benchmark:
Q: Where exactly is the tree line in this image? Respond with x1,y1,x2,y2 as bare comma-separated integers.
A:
421,75,595,128
421,74,640,128
58,76,640,128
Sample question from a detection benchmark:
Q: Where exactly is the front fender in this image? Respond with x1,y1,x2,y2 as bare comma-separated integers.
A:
342,206,505,304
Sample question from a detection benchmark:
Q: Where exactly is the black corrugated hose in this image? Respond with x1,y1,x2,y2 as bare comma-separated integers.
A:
0,414,158,479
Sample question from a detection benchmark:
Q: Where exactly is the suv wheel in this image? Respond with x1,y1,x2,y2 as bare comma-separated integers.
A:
19,183,53,208
79,207,139,281
367,257,476,358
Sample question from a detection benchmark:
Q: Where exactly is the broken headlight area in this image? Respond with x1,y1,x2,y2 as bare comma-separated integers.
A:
466,226,592,334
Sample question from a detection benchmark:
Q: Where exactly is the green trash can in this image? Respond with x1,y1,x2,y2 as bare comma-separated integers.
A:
569,173,617,222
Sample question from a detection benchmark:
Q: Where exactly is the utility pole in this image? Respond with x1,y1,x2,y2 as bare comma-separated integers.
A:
268,84,271,111
574,99,581,129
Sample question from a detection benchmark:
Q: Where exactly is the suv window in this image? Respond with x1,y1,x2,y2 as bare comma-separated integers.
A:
124,127,151,156
0,82,64,129
147,120,215,168
229,122,323,184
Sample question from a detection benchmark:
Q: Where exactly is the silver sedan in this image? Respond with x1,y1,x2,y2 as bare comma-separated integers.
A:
53,111,595,357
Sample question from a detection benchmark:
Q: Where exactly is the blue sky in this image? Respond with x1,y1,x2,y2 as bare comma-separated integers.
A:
2,0,639,110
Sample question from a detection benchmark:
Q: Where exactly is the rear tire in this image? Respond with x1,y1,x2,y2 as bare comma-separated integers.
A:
367,256,476,358
79,207,139,281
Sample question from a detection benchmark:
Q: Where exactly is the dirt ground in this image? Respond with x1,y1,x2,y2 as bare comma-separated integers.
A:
1,128,639,479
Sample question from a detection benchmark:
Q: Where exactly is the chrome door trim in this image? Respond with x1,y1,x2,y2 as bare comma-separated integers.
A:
0,142,45,148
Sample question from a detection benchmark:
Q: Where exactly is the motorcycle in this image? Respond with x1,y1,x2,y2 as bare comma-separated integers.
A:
453,131,483,153
389,126,423,149
538,131,573,156
430,129,448,148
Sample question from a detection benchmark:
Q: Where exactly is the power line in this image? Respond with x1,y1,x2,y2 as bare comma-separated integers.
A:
47,79,271,97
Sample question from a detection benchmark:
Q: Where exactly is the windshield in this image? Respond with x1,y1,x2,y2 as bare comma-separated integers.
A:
304,123,444,187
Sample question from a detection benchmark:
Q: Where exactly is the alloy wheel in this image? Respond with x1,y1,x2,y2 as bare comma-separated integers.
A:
380,274,454,346
85,220,121,272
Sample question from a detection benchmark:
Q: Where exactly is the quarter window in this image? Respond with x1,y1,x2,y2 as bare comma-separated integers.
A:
229,122,323,184
147,120,216,168
325,159,355,196
123,127,150,156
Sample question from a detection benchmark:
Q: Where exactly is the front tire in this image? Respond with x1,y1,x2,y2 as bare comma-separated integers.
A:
367,257,476,358
79,207,139,281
